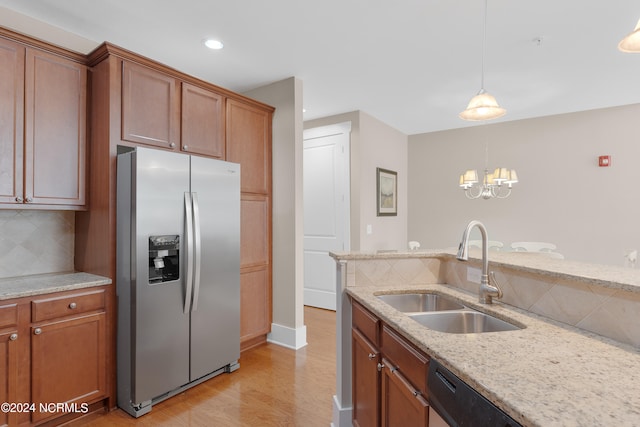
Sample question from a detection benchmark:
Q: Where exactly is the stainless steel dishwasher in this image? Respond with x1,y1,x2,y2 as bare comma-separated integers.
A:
428,359,522,427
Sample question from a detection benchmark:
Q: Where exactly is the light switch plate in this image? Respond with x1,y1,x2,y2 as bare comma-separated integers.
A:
467,267,482,284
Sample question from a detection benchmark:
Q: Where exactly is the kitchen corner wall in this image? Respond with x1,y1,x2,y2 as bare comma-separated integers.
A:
408,104,640,267
245,77,307,347
0,210,74,278
305,111,409,252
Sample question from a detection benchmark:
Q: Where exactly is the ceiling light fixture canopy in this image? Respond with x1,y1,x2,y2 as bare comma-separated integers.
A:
460,0,506,121
618,18,640,52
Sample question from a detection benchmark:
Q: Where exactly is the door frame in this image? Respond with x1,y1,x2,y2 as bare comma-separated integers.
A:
302,122,351,310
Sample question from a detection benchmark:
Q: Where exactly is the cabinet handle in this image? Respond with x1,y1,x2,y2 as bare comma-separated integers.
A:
69,302,77,309
169,142,176,148
34,328,42,335
10,333,18,341
25,197,33,203
377,362,385,372
368,353,376,360
15,196,23,203
183,145,189,151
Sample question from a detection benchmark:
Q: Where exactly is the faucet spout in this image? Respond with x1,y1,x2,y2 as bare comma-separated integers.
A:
456,220,502,304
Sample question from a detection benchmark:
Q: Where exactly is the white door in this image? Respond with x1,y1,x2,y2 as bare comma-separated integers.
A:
303,122,350,310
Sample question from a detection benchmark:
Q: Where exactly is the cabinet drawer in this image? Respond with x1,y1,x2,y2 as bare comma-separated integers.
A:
0,303,18,329
31,289,105,322
381,325,429,393
352,300,380,346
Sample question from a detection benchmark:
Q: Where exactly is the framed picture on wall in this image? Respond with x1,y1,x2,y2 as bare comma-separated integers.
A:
376,167,397,216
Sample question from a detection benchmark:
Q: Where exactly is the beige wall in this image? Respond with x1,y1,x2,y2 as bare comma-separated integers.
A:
245,77,305,331
408,104,640,266
305,111,409,252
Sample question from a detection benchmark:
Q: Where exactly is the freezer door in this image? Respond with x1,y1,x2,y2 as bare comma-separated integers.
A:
132,148,191,403
189,156,241,380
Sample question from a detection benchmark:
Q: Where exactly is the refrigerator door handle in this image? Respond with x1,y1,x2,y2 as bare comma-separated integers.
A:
184,192,194,314
191,192,202,311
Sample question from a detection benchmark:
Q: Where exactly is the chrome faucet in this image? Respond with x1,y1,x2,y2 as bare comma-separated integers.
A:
456,220,503,304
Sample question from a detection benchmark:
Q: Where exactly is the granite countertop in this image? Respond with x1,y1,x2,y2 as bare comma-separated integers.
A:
0,272,112,301
348,284,640,427
331,248,640,294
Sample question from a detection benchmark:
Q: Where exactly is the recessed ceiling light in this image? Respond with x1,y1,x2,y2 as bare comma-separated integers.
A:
204,39,224,50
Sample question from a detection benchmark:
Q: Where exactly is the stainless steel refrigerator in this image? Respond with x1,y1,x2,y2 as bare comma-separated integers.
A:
116,146,240,417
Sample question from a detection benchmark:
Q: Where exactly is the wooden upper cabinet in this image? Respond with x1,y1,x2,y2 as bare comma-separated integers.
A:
121,60,179,150
24,48,87,207
0,35,86,209
181,82,225,158
0,37,24,205
226,99,271,194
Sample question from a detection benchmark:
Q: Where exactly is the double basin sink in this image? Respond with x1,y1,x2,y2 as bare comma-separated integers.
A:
376,293,521,334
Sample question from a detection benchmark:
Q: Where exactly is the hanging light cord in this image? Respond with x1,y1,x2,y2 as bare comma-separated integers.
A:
480,0,488,92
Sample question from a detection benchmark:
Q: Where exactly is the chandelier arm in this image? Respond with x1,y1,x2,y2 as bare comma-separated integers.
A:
494,186,512,199
464,185,483,199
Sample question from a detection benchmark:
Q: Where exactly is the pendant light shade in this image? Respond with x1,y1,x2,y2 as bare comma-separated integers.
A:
460,0,506,122
459,89,506,121
618,18,640,52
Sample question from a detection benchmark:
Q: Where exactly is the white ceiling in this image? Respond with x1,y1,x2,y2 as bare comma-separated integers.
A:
2,0,640,135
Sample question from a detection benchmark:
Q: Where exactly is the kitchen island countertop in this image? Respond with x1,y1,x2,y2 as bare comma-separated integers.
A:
348,284,640,427
0,271,111,301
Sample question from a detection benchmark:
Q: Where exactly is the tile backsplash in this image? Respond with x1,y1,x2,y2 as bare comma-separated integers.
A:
0,210,74,278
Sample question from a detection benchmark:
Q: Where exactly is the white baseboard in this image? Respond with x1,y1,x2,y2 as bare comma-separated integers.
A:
267,322,308,350
304,288,336,310
331,394,352,427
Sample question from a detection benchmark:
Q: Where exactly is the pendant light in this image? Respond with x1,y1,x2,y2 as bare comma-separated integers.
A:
618,18,640,52
460,0,506,121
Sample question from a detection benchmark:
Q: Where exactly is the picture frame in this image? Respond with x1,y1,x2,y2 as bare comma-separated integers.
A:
376,167,397,216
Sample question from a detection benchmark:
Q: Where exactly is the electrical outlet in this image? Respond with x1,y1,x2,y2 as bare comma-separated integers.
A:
467,267,482,284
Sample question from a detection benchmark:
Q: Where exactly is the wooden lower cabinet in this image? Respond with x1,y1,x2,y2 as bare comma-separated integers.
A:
381,357,429,427
0,330,19,427
30,313,106,424
352,300,431,427
240,268,271,348
352,328,380,427
0,288,107,426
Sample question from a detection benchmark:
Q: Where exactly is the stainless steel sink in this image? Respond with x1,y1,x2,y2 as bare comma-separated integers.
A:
376,293,465,313
409,310,521,334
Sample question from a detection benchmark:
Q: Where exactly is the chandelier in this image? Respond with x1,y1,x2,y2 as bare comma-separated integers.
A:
459,167,518,199
459,140,518,199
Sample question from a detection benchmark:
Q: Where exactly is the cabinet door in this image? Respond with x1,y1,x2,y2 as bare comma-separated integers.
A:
0,38,24,206
352,328,380,427
0,330,19,427
181,82,224,158
24,48,86,207
239,195,271,348
30,313,106,424
122,60,179,150
226,99,271,194
381,358,429,427
240,268,271,343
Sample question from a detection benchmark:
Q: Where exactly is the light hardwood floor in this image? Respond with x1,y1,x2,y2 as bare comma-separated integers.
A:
79,307,336,427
